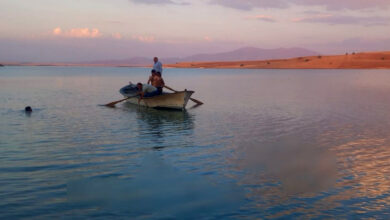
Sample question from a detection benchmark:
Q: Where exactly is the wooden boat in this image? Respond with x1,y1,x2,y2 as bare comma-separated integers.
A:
119,84,194,110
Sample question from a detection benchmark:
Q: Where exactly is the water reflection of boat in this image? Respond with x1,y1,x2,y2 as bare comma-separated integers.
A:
132,106,194,128
123,103,195,148
120,84,194,110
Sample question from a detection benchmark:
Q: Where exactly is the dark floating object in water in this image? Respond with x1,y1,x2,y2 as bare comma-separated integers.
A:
25,106,32,112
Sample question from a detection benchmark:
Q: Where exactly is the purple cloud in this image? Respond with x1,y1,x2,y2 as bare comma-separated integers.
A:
294,15,389,26
296,0,390,11
210,0,390,11
129,0,190,5
256,17,276,22
210,0,287,10
246,15,277,22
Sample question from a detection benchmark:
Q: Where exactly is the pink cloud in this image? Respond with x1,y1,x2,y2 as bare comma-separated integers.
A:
132,35,155,43
204,36,212,42
52,27,62,35
51,27,102,38
112,33,122,39
68,28,101,38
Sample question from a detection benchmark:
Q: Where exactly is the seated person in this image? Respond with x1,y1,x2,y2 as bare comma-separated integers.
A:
151,72,165,95
136,83,158,103
147,69,156,85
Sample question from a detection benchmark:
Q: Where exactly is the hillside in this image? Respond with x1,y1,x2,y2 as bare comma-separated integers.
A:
1,47,318,66
166,51,390,69
181,47,318,62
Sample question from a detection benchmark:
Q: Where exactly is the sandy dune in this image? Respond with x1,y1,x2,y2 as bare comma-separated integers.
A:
165,51,390,69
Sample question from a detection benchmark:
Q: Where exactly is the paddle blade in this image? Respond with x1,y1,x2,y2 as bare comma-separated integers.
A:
105,103,117,108
190,98,203,105
103,97,129,107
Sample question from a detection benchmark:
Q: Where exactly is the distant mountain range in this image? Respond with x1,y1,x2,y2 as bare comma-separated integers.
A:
82,47,318,66
182,47,318,62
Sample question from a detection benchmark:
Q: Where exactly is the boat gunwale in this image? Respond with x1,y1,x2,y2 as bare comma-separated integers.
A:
122,90,194,99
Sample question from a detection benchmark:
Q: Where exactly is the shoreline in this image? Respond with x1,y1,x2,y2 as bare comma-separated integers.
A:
2,51,390,69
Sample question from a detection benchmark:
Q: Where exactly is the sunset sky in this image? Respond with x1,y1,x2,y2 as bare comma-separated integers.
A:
1,0,390,62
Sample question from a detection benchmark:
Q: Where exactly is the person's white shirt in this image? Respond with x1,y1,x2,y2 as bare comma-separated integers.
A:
153,61,163,73
142,84,157,93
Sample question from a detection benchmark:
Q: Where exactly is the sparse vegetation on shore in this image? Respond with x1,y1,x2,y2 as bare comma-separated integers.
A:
165,51,390,69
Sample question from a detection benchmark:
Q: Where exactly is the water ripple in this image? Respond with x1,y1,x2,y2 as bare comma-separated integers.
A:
2,67,390,218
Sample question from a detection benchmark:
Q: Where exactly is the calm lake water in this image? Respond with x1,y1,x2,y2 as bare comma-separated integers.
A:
1,66,390,219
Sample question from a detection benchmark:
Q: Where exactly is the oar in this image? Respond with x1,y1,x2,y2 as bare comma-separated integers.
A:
164,85,203,105
104,95,138,107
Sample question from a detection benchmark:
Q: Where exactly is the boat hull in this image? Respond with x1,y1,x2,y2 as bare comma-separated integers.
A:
119,85,194,110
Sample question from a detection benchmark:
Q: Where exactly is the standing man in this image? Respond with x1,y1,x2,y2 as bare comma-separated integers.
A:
153,57,163,74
